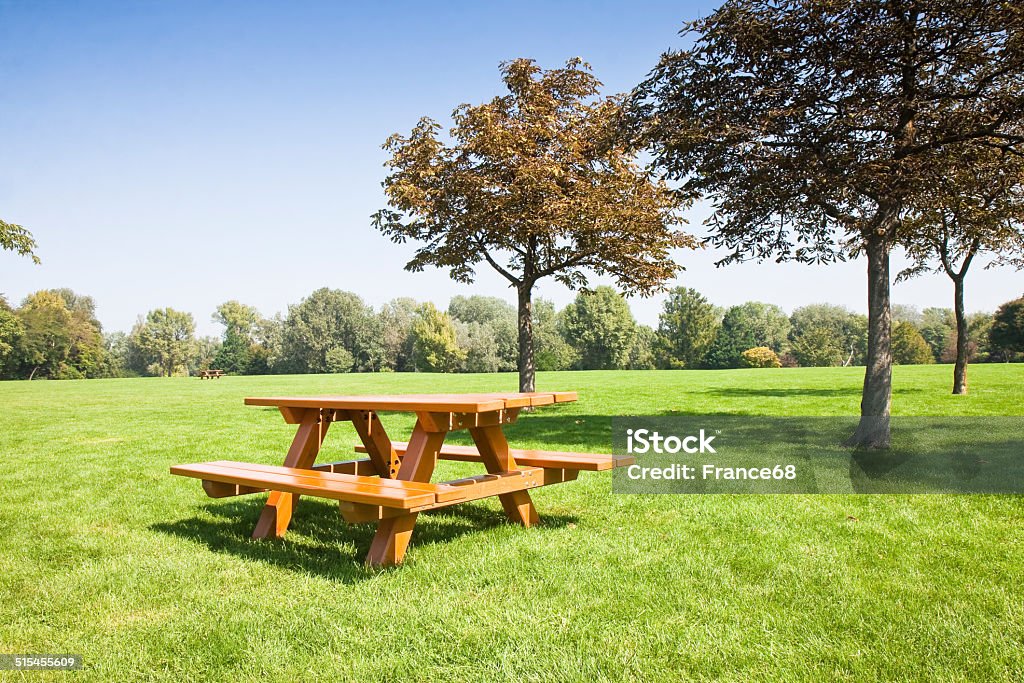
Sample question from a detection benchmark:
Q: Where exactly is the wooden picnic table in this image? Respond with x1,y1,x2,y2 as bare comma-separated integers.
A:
197,369,225,379
171,391,633,566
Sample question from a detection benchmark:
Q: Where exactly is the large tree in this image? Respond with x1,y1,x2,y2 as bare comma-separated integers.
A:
655,287,721,369
373,58,696,392
131,308,197,377
279,288,380,373
989,295,1024,360
899,144,1024,393
704,302,790,369
1,219,39,264
629,0,1024,446
559,286,638,370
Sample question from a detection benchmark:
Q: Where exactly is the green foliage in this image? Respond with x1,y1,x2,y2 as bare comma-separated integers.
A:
560,287,637,370
377,298,419,372
741,346,781,368
919,308,955,361
0,302,25,374
655,287,720,369
705,302,791,369
0,218,40,264
532,299,577,371
790,327,844,367
213,332,249,373
892,323,935,365
455,321,503,373
789,304,867,366
280,289,380,373
989,296,1024,358
14,291,73,379
130,308,197,377
325,346,355,373
628,325,658,370
448,296,517,371
410,303,465,372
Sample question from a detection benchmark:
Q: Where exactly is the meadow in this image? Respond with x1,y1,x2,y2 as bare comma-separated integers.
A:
1,365,1022,681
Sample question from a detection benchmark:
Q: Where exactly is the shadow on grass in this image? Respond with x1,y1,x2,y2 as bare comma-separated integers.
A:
152,496,578,582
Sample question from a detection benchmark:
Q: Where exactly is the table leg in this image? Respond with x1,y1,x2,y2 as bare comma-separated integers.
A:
365,419,445,567
252,408,331,539
469,425,539,527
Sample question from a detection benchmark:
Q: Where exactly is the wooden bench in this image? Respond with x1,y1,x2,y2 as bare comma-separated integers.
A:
170,461,466,509
356,441,632,471
197,369,225,379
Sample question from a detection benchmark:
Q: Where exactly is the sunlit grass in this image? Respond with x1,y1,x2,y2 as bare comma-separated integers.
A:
1,365,1022,681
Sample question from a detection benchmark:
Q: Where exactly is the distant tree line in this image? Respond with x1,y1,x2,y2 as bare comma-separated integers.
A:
2,286,1022,380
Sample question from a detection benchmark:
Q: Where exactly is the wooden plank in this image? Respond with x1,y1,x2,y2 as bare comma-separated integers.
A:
350,410,399,478
246,394,508,413
252,408,329,539
364,417,446,567
245,392,577,414
202,460,463,502
171,462,440,509
469,425,538,527
338,467,547,523
359,441,633,471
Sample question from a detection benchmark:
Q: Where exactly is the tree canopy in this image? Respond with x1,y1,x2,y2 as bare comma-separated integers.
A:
628,0,1024,446
373,57,697,391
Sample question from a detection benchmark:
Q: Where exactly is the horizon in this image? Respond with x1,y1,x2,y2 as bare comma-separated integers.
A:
2,1,1021,337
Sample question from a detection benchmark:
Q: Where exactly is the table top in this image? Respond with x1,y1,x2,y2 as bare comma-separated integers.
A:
244,391,578,413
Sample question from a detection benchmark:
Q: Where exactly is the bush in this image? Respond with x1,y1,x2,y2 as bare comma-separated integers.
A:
741,346,781,368
892,322,935,365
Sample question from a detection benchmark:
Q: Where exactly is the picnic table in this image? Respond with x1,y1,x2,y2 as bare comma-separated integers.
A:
171,391,633,566
197,369,225,379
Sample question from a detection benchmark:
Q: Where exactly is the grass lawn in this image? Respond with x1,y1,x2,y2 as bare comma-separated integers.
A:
1,365,1022,681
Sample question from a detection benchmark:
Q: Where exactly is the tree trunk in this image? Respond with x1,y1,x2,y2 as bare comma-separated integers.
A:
517,284,535,393
952,275,968,395
846,233,893,449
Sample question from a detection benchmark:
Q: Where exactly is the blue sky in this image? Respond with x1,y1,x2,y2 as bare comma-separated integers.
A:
1,1,1019,337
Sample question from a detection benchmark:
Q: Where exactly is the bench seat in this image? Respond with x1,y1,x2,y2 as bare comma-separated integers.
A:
356,442,633,471
170,460,465,509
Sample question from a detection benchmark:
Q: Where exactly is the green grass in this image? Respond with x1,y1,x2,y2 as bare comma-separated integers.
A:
1,365,1022,681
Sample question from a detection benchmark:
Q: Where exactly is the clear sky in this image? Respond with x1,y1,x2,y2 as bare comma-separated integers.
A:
1,1,1020,338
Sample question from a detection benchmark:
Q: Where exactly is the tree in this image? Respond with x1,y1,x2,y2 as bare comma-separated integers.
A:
655,287,721,369
212,301,262,373
0,296,25,375
629,325,659,370
448,296,517,371
533,299,577,371
791,327,844,367
373,58,697,392
899,144,1024,393
14,291,73,379
560,286,638,370
132,308,197,377
789,304,867,366
705,302,790,369
989,296,1024,360
0,219,40,264
279,289,380,373
377,298,420,372
410,303,465,372
629,1,1024,446
892,322,935,365
455,321,504,373
918,308,955,361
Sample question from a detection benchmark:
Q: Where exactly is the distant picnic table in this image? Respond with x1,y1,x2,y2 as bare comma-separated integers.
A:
196,369,225,379
171,391,633,566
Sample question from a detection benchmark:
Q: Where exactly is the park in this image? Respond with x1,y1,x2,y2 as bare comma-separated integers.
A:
3,1,1024,681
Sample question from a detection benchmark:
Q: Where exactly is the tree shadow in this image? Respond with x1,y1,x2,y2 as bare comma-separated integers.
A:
151,496,578,582
703,386,923,399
